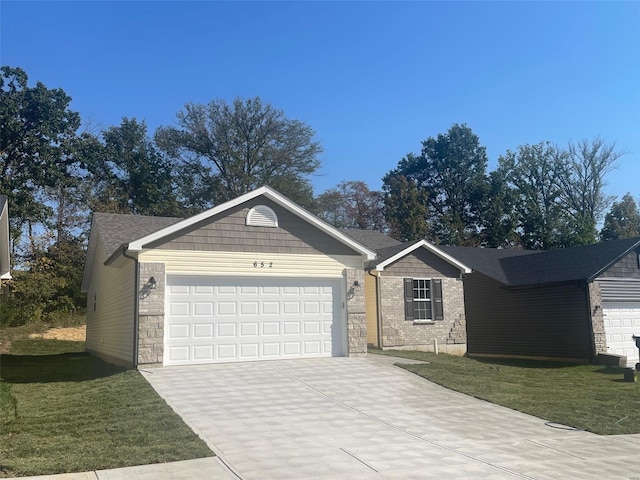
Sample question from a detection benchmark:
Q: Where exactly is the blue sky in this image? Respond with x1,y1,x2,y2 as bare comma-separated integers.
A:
2,1,639,199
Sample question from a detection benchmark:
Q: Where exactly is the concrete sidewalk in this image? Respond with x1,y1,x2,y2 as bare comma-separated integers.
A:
10,457,236,480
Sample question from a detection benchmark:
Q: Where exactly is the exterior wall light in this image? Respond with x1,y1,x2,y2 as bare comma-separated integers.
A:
347,279,361,299
147,276,157,290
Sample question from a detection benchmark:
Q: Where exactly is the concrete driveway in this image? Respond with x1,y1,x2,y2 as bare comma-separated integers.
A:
142,355,640,480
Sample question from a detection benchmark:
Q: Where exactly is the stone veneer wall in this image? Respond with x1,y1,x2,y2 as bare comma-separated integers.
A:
346,268,367,357
588,281,607,356
137,262,165,367
379,276,466,355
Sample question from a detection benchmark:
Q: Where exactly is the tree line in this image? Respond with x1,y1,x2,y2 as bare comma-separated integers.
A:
1,66,639,325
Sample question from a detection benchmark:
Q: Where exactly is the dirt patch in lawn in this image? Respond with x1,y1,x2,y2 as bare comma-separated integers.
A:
29,326,86,342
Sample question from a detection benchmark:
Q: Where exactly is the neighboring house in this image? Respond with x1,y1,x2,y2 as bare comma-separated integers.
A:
341,230,471,355
82,186,376,367
441,238,640,366
0,195,11,281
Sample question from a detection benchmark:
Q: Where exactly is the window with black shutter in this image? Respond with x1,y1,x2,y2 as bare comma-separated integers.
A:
403,278,444,321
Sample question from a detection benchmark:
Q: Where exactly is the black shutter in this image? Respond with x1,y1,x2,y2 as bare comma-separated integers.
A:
432,279,444,320
403,278,414,321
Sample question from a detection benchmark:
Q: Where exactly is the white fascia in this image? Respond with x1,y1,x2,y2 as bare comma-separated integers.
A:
375,239,472,274
126,186,377,260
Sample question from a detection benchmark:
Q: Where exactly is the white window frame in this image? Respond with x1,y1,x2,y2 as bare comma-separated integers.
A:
412,278,433,321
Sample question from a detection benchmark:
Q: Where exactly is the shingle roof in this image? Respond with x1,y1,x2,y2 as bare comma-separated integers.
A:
441,237,640,286
92,212,183,258
340,229,402,250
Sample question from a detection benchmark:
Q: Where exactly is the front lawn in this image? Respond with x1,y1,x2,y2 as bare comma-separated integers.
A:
0,336,212,478
371,349,640,435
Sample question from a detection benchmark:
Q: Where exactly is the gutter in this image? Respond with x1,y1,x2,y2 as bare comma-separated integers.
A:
122,247,140,369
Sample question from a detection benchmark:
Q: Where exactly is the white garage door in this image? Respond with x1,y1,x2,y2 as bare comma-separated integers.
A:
165,276,345,365
603,303,640,367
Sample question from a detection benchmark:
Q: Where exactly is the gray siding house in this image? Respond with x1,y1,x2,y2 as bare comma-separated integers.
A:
82,187,474,368
82,187,376,367
442,238,640,366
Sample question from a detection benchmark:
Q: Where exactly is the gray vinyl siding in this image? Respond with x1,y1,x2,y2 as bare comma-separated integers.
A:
381,249,461,278
597,278,640,303
598,247,640,279
148,198,358,256
463,273,592,359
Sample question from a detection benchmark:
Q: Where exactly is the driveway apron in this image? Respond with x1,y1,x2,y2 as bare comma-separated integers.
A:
142,356,640,480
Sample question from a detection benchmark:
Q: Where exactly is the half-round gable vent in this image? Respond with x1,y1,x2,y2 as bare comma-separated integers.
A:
246,205,279,228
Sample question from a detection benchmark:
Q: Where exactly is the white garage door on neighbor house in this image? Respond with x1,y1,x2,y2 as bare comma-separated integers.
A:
603,303,640,367
165,276,345,365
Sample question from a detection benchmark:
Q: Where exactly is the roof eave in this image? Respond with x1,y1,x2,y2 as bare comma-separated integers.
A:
126,186,377,260
587,238,640,281
375,240,472,274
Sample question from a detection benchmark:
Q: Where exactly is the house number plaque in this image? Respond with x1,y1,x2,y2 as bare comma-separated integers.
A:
253,261,273,268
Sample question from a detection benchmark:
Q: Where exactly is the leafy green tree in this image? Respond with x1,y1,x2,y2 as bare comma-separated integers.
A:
383,124,488,245
555,138,624,245
0,66,82,254
480,167,520,248
96,118,180,216
155,97,321,210
382,175,430,242
498,142,567,250
315,181,386,230
601,193,640,240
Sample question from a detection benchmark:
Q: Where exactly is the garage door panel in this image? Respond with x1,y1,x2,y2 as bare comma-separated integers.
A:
168,324,189,339
217,323,237,337
169,302,189,316
603,303,640,367
193,345,213,360
304,321,320,334
304,302,320,314
217,344,237,360
240,322,259,336
283,322,300,335
194,285,213,294
283,342,300,355
240,344,259,358
262,322,279,335
193,302,213,316
193,323,213,338
165,276,344,365
217,302,236,315
304,341,321,354
262,343,280,356
262,302,279,315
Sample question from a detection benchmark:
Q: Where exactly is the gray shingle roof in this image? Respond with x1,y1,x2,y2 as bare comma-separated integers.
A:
441,237,640,286
92,212,183,258
340,229,402,250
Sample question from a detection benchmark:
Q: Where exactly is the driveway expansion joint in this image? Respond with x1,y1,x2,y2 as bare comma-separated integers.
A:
271,362,537,480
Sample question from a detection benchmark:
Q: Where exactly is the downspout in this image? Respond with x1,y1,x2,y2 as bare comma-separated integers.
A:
122,247,140,369
368,269,382,348
584,280,597,362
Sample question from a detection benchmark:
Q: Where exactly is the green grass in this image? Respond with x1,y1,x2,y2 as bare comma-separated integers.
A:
0,335,212,477
371,349,640,435
9,338,86,355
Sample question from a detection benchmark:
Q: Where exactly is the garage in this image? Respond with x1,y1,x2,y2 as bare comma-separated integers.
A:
603,303,640,367
165,276,345,365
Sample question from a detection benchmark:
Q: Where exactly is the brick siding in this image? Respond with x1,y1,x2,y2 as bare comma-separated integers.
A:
379,276,466,355
137,262,165,366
